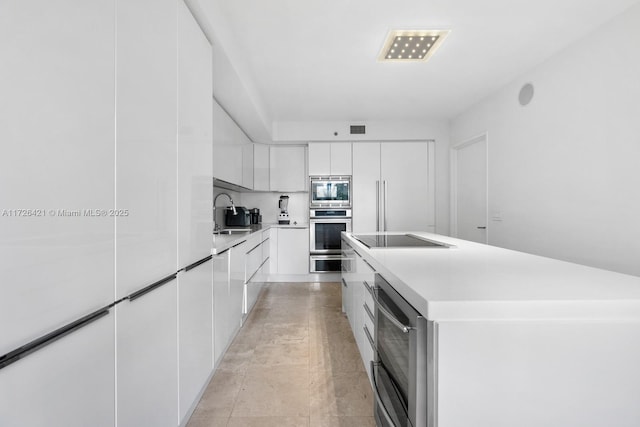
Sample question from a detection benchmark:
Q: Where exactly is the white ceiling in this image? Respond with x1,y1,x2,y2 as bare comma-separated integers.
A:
199,0,639,125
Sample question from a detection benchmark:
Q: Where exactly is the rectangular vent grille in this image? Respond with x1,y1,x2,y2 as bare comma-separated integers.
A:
350,125,366,135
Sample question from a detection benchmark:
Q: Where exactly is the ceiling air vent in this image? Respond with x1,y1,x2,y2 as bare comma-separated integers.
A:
350,125,366,135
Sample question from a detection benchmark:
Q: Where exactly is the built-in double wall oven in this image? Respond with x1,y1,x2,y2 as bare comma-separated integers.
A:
309,208,352,273
370,273,435,427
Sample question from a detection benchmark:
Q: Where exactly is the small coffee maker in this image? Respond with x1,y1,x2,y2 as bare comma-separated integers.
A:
278,195,290,224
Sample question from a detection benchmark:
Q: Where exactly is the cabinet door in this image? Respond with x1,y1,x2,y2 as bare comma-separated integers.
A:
0,0,115,351
253,144,270,191
230,244,246,324
0,314,115,427
270,146,307,192
277,228,309,274
178,260,213,422
212,252,231,365
213,100,243,185
243,141,254,190
308,143,331,175
116,283,179,427
352,143,381,233
330,142,352,175
381,141,434,231
269,227,279,274
115,0,177,298
178,0,213,268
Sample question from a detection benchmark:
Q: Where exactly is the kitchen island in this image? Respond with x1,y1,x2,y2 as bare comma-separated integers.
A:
342,231,640,427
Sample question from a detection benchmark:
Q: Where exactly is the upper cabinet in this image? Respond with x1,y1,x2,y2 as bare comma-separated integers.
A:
212,100,243,186
308,142,352,176
253,143,270,191
270,146,307,192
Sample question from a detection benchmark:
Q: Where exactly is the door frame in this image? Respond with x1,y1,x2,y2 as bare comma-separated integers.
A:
450,133,489,242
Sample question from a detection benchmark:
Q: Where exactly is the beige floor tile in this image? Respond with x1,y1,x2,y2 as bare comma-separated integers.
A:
309,371,374,417
186,417,229,427
232,365,310,417
227,416,310,427
251,340,310,367
310,338,366,374
191,371,244,419
309,416,376,427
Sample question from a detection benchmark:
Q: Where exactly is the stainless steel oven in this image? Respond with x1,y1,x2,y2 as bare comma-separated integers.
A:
369,273,435,427
309,208,352,272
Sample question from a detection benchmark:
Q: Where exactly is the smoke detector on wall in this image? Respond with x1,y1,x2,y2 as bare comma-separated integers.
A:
378,29,450,62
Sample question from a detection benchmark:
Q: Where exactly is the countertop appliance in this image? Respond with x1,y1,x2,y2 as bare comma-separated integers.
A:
278,195,290,224
309,208,352,273
249,208,261,224
353,233,452,249
225,206,251,227
370,273,434,427
310,176,351,208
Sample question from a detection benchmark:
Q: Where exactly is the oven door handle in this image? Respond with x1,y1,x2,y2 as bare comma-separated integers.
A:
371,361,399,427
367,282,414,333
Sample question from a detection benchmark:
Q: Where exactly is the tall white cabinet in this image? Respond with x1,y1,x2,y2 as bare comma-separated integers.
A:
177,1,214,421
352,141,435,233
114,0,180,425
0,1,116,425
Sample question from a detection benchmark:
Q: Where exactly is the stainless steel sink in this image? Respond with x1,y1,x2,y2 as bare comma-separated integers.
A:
213,228,251,235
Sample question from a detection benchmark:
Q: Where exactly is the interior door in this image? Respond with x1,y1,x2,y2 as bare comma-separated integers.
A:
454,136,487,243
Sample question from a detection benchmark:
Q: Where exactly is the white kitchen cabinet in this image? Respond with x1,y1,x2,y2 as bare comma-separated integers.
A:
178,259,213,422
244,233,267,315
253,143,270,190
116,282,179,427
308,142,352,176
115,0,178,299
243,141,254,190
0,0,115,352
270,146,307,192
212,243,244,366
269,227,279,273
277,227,309,274
352,141,435,233
213,100,243,186
0,314,115,427
212,251,230,365
178,0,213,268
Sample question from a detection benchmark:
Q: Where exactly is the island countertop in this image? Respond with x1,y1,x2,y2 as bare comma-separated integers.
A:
342,231,640,321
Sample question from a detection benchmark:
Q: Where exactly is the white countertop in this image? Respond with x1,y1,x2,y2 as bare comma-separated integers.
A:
344,232,640,321
211,223,308,254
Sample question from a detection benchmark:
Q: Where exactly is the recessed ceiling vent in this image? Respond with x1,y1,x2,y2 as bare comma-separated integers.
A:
350,125,366,135
378,30,450,62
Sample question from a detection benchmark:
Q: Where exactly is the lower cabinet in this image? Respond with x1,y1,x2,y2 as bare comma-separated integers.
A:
341,238,376,384
0,315,115,427
116,282,179,427
178,259,213,421
212,250,235,366
277,227,309,274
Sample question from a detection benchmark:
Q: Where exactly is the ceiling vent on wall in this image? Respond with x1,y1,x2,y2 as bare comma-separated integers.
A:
378,30,450,62
350,125,366,135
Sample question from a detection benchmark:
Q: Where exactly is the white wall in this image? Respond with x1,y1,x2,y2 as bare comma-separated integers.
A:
241,192,309,226
450,3,640,276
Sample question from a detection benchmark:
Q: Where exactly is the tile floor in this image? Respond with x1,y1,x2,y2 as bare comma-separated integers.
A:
186,282,375,427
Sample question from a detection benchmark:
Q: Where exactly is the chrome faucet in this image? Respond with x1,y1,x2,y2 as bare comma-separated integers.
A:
213,192,236,232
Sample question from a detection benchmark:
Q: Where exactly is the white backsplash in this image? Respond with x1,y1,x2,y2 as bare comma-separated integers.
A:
241,192,309,225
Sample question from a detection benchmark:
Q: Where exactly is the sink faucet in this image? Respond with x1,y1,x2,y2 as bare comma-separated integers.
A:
213,192,236,232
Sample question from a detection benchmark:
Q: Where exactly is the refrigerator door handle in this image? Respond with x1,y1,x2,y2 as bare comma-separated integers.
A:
383,180,388,232
375,180,380,232
0,307,110,370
